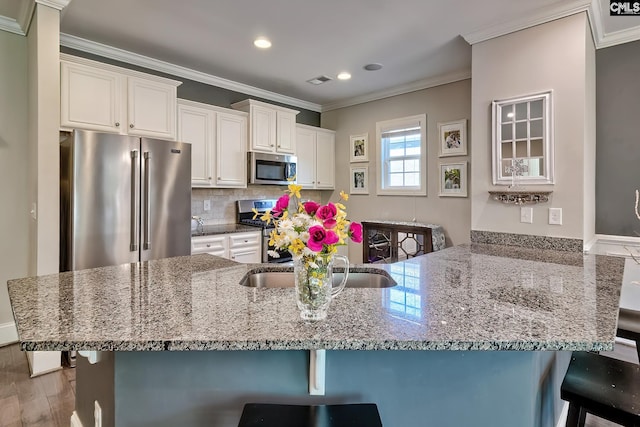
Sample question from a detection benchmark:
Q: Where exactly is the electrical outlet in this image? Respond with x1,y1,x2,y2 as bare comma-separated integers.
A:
549,208,562,225
94,400,102,427
520,207,533,224
203,200,211,211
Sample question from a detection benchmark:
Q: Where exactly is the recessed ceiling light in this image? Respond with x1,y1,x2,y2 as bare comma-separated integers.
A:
337,72,351,80
254,38,272,49
363,63,383,71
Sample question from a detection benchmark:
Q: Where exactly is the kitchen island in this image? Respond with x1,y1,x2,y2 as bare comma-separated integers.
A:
7,244,625,427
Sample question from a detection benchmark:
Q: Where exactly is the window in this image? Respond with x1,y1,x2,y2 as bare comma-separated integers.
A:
492,91,554,185
376,114,427,196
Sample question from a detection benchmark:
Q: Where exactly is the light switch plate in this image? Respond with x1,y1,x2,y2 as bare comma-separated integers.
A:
549,208,562,225
203,200,211,211
520,207,533,224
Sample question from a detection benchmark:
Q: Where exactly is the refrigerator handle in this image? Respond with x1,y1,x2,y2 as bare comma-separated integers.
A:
130,150,139,252
143,151,151,250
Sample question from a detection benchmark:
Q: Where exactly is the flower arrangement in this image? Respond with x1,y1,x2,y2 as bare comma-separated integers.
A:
254,183,363,267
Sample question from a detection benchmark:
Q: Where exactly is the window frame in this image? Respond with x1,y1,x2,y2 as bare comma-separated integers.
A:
376,114,427,196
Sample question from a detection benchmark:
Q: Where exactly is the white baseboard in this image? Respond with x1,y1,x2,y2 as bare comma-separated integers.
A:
70,411,83,427
556,401,569,427
0,321,18,346
26,350,62,377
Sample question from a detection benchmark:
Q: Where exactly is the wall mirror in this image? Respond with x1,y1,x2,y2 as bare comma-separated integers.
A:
492,91,554,185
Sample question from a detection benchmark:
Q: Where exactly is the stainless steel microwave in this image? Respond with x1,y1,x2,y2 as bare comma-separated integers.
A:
248,152,297,185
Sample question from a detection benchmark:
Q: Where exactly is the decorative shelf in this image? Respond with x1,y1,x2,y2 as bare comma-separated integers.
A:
488,190,552,205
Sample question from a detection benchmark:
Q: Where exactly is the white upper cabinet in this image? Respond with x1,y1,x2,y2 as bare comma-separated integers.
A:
231,99,299,154
295,124,335,190
177,99,247,188
60,54,181,140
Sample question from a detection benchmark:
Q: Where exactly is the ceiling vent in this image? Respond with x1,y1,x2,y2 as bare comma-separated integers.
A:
306,75,332,85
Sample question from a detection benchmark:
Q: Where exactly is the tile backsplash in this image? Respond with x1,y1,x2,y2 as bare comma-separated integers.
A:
192,186,326,224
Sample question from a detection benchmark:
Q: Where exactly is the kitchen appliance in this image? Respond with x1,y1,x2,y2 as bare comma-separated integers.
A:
237,199,292,263
248,152,297,185
60,129,192,271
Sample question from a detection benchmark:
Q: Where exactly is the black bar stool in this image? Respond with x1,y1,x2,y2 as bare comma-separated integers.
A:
560,351,640,427
617,307,640,363
238,403,383,427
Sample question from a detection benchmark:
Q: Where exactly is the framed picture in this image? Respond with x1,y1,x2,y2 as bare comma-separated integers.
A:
439,161,467,197
350,133,369,162
438,119,467,157
350,166,369,194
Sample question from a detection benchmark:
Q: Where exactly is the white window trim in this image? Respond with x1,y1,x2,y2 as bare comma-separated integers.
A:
376,114,427,196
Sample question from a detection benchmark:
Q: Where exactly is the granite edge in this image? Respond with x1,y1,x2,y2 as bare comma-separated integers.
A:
470,230,583,252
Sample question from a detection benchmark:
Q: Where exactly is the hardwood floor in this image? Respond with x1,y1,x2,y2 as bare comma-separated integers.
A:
0,345,75,427
0,342,635,427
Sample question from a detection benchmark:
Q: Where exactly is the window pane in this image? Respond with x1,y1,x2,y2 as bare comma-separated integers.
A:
516,140,527,157
406,146,420,156
501,123,512,141
389,145,405,157
530,139,543,157
404,159,419,172
530,119,543,138
405,173,419,186
389,160,404,173
502,160,513,176
515,122,527,139
530,100,543,118
502,142,513,158
389,173,404,186
515,102,527,120
501,105,513,122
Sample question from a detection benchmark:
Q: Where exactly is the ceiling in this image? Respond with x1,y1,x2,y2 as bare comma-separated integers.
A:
0,0,639,111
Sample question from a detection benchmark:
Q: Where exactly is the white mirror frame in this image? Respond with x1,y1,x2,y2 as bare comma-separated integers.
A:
492,90,554,185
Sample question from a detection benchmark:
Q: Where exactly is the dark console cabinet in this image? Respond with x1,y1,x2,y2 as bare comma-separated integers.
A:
362,221,433,263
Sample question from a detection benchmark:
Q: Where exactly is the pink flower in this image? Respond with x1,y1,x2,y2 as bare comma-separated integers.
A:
307,225,327,252
303,201,320,216
323,219,337,229
272,194,289,217
316,203,337,222
349,222,363,243
307,226,340,252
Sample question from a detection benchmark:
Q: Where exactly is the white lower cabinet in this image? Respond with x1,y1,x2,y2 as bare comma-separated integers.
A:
192,231,261,263
295,124,335,189
178,99,248,188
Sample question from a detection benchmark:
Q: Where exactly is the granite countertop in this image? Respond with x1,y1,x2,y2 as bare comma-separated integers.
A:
191,223,258,237
7,244,625,352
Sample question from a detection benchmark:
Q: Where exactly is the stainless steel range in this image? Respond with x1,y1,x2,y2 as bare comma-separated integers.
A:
237,199,293,263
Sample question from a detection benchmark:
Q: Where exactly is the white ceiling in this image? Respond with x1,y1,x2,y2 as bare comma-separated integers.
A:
1,0,639,111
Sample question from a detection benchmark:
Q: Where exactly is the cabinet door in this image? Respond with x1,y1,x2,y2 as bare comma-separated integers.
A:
127,76,177,140
216,112,247,187
191,235,227,258
229,247,261,263
315,130,335,189
177,103,214,187
249,104,276,152
276,111,296,154
228,231,261,248
61,61,123,133
295,126,316,188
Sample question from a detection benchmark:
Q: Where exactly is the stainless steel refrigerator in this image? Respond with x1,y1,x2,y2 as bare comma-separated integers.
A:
60,130,192,271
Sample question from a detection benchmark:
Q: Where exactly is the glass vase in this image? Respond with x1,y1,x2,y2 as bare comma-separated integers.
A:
294,254,349,320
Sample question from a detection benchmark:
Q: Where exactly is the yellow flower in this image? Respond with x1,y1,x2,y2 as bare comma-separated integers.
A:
340,191,349,201
288,183,302,199
260,210,273,224
290,238,305,254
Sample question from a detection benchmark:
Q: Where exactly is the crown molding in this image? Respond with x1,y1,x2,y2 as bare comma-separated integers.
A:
598,25,640,48
462,0,591,45
0,16,24,35
59,33,322,112
320,70,471,112
17,0,35,34
35,0,72,11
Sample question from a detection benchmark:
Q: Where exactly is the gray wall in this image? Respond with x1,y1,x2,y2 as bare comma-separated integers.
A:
321,79,472,261
596,40,640,236
60,47,320,126
0,30,29,332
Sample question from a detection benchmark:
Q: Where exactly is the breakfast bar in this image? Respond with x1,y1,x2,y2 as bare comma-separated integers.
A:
7,244,626,427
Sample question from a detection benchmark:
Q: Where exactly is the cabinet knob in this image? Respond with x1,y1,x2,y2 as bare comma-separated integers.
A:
244,240,248,243
208,177,212,180
270,144,274,147
206,244,211,248
130,124,135,128
217,177,221,180
277,145,281,147
115,122,120,127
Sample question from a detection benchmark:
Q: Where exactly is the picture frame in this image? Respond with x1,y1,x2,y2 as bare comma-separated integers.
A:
350,133,369,162
350,166,369,194
439,161,467,197
438,119,467,157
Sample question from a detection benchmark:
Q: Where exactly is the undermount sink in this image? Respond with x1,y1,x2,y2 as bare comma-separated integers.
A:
239,270,397,289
